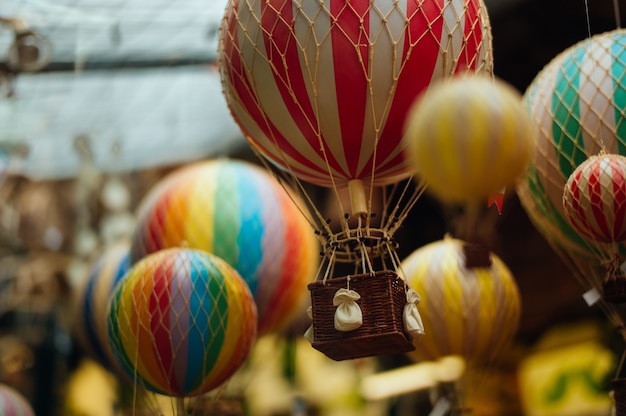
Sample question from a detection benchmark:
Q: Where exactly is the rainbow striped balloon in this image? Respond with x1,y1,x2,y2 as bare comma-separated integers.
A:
219,0,492,188
0,385,34,416
563,153,626,243
518,29,626,258
402,237,521,365
107,248,257,397
130,159,319,335
404,75,536,203
76,242,130,372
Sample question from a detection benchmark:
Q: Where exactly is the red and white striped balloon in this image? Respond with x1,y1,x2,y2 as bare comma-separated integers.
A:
219,0,493,188
563,153,626,243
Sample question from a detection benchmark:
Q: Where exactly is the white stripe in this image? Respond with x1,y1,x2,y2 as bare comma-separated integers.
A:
232,0,340,181
432,0,467,79
355,0,408,177
579,35,615,154
295,0,349,177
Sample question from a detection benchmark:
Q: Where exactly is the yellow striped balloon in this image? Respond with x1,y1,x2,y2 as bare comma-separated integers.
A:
404,75,536,204
402,237,521,364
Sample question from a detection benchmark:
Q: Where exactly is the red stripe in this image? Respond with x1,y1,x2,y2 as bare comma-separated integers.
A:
262,0,345,176
568,169,596,240
330,1,369,178
376,0,445,179
588,161,612,241
456,0,483,72
149,256,174,383
611,158,626,241
221,5,330,183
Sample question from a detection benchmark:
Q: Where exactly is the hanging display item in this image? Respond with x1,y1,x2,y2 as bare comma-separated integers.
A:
219,0,493,360
402,236,521,366
0,384,34,416
129,158,319,336
74,241,130,374
404,74,536,205
517,28,626,412
107,248,257,397
562,153,626,302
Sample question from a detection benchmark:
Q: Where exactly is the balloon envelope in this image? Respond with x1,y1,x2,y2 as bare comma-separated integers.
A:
130,159,319,335
563,153,626,244
404,75,536,203
219,0,493,188
402,237,521,365
518,29,626,259
107,248,258,397
75,242,130,372
0,384,34,416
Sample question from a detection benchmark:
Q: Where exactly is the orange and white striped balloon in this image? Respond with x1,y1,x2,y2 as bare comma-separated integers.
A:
563,153,626,243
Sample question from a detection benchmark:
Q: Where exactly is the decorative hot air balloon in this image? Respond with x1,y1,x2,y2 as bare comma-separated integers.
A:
518,29,626,262
219,0,492,191
517,29,626,310
75,241,130,372
563,153,626,301
402,237,521,365
0,384,34,416
517,29,626,411
563,153,626,244
404,75,536,205
219,0,493,361
107,248,257,397
130,159,318,336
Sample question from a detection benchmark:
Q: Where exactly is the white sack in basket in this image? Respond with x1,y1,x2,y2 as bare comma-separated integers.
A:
333,288,362,331
403,288,425,341
303,306,314,343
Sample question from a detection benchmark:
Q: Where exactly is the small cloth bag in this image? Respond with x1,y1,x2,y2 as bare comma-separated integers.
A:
304,306,314,343
333,288,362,331
403,288,425,342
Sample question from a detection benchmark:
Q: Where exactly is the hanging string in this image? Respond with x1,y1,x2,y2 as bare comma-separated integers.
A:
584,0,593,39
614,0,622,29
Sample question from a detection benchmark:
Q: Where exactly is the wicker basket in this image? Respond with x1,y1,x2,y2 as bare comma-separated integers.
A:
308,270,415,361
603,274,626,303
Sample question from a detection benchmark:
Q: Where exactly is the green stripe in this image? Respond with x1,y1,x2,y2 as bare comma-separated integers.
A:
213,163,240,265
552,44,588,178
525,167,590,252
199,255,228,387
612,32,626,155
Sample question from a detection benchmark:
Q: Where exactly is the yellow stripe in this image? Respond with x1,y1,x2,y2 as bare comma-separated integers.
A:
403,238,521,365
185,164,217,252
192,258,257,394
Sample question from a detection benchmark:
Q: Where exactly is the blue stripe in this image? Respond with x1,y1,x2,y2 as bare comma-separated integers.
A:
234,165,264,295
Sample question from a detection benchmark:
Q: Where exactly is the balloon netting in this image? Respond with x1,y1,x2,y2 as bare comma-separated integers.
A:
219,0,493,187
107,249,257,397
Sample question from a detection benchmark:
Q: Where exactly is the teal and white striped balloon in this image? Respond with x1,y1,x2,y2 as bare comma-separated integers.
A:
518,29,626,260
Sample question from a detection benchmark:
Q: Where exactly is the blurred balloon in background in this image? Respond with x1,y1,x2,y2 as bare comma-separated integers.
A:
402,236,521,365
107,248,257,397
0,383,34,416
404,75,536,205
73,241,130,373
129,159,319,335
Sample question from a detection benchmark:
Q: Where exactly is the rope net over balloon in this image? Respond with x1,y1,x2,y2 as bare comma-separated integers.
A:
107,248,257,412
219,0,493,279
